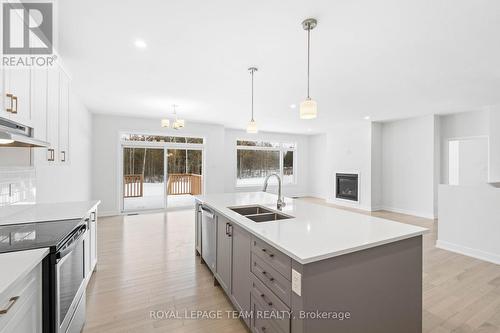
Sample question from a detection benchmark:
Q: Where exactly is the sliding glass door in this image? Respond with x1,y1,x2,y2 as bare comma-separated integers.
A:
123,147,165,211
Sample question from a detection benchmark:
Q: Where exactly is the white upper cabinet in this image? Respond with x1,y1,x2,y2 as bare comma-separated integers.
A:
58,71,70,163
1,63,72,165
46,67,60,163
30,68,48,141
2,67,32,125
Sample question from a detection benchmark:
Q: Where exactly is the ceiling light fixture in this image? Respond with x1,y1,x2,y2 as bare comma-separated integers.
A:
134,39,147,49
364,116,371,120
172,105,185,130
290,104,297,109
300,18,318,120
160,105,185,130
247,67,258,134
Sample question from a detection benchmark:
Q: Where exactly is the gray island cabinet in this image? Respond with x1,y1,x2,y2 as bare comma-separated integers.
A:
195,194,426,333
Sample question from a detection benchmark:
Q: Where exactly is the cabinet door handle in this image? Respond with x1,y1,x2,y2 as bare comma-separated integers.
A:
91,211,96,222
49,149,55,161
228,224,232,237
0,296,19,315
12,95,18,114
61,151,66,162
6,93,13,113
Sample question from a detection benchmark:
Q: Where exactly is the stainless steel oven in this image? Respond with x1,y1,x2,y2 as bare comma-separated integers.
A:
55,223,87,333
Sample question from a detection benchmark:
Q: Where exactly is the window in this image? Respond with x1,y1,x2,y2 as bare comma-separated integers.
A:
121,134,204,144
236,140,296,186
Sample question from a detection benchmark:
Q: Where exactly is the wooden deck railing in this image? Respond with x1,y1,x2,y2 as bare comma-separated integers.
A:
124,173,202,198
167,174,202,195
124,174,144,198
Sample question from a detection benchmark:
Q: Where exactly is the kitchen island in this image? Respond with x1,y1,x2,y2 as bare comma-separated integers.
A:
195,192,428,333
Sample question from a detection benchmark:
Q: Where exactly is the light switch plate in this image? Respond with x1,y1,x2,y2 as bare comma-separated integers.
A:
292,269,302,296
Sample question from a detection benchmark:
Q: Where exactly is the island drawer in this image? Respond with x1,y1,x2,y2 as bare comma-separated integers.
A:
251,237,291,281
251,253,291,306
251,274,290,333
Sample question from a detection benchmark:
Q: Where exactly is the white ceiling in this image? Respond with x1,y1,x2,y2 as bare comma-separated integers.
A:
58,0,500,134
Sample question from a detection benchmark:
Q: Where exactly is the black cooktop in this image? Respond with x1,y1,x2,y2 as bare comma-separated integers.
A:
0,219,84,254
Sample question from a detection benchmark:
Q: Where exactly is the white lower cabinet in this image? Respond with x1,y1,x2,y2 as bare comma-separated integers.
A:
0,263,42,333
84,209,98,283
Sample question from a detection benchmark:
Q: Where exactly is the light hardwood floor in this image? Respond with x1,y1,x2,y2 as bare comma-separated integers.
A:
83,199,500,333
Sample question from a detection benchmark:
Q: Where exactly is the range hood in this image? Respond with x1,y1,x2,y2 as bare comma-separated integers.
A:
0,118,50,148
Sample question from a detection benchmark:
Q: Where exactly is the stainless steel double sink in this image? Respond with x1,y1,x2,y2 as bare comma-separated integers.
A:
228,205,293,222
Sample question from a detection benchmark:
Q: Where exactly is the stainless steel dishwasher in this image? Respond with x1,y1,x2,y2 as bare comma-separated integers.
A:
201,205,217,272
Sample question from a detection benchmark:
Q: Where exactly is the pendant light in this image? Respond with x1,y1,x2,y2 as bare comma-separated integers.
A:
247,67,258,133
300,18,318,119
160,105,185,129
172,104,185,130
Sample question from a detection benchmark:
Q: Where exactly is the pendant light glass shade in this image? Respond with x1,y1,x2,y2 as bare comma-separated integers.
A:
176,119,185,128
300,98,317,119
247,119,258,133
161,119,170,128
173,119,185,129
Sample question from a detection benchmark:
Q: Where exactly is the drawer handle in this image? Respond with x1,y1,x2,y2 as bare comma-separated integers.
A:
261,271,275,282
260,293,273,306
261,248,274,258
0,296,19,315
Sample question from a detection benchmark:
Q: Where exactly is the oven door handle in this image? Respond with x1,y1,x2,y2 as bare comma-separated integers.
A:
56,225,87,261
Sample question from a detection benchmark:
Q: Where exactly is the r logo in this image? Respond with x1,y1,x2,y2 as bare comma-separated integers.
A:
2,2,53,55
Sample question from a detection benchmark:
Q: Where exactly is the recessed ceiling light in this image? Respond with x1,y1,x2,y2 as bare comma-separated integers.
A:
307,128,312,132
134,39,147,49
364,116,371,120
290,104,296,109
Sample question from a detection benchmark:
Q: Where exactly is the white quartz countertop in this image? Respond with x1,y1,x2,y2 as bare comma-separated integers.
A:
0,248,49,300
195,192,428,264
0,200,100,226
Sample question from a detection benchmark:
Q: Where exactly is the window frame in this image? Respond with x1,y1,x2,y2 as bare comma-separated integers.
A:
235,140,297,187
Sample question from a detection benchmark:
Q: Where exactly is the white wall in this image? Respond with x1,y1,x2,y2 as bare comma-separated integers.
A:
370,122,383,210
308,133,328,198
223,129,311,197
380,115,436,218
438,185,500,264
488,107,500,183
91,114,311,215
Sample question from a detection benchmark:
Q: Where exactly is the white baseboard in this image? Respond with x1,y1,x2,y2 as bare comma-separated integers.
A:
375,206,436,220
436,240,500,265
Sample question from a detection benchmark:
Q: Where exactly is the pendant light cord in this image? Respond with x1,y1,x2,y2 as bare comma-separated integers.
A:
307,25,311,99
251,68,254,121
